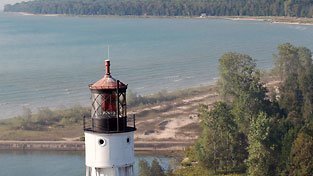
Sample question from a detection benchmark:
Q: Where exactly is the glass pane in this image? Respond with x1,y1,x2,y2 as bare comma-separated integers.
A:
101,93,116,112
91,93,103,118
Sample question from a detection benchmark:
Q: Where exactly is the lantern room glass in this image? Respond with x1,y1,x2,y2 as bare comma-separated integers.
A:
91,90,127,119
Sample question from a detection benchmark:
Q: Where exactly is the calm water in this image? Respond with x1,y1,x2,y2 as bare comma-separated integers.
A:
0,150,175,176
1,13,313,118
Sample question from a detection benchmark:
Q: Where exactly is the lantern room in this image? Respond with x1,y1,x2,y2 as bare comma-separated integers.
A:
84,60,136,133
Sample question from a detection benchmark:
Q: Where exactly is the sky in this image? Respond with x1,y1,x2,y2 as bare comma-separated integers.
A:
0,0,30,10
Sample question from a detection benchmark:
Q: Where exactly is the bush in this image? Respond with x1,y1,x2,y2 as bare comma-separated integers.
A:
1,106,90,131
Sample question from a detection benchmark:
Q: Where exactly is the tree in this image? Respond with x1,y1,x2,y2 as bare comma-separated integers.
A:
298,47,313,120
139,159,151,176
274,43,313,119
5,0,313,18
275,43,303,115
138,159,166,176
247,112,275,176
273,43,313,175
289,131,313,176
218,52,270,133
218,52,259,99
195,102,246,174
150,159,166,176
301,67,313,120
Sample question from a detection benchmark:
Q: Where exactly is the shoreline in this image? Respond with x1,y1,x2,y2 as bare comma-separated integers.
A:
8,12,313,26
222,16,313,26
0,140,190,154
0,78,279,150
0,82,217,120
0,83,216,144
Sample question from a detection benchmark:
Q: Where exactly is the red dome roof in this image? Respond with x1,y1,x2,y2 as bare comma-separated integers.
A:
89,60,127,90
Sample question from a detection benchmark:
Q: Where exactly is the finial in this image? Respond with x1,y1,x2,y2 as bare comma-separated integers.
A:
105,60,110,75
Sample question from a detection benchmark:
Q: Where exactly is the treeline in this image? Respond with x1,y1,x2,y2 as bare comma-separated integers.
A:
175,43,313,176
4,0,313,18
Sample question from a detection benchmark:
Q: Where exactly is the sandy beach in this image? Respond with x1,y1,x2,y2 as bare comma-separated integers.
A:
13,11,313,26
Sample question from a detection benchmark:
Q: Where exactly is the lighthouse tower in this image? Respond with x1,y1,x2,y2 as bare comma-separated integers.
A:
84,60,136,176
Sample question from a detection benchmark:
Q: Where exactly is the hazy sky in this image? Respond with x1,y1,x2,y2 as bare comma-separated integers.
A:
0,0,30,10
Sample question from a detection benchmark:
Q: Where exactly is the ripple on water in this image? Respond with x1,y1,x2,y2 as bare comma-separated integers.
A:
1,14,313,119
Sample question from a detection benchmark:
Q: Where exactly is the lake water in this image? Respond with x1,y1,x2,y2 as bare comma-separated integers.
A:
0,150,175,176
1,13,313,119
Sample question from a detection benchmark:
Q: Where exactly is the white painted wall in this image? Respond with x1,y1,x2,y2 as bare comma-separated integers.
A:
85,131,135,168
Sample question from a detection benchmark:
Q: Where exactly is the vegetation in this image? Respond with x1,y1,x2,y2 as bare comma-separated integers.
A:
4,0,313,18
288,123,313,176
173,164,213,176
195,102,246,174
127,86,216,108
139,159,152,176
246,112,274,176
0,105,90,140
0,85,212,140
1,106,89,131
176,43,313,175
139,159,168,176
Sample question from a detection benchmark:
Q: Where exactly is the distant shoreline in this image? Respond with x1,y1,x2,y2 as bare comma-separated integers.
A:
4,12,313,26
222,16,313,26
9,12,313,26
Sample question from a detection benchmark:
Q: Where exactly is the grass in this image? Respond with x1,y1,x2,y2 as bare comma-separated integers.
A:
174,164,245,176
0,106,89,140
127,85,217,108
0,84,216,141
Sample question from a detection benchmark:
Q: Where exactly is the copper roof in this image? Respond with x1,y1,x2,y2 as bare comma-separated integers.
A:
89,60,127,90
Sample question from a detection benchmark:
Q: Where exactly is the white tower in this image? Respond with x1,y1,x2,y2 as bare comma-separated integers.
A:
84,60,136,176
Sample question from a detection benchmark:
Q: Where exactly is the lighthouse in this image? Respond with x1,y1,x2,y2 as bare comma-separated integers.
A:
83,60,136,176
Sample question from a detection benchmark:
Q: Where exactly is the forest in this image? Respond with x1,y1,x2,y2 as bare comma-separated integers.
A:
138,43,313,176
4,0,313,17
164,43,313,176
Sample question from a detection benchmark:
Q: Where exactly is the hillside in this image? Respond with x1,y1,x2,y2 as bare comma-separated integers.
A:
4,0,313,18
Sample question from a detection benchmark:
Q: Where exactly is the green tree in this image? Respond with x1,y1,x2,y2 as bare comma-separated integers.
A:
195,102,246,174
247,112,275,176
298,47,313,120
5,0,313,18
275,43,303,115
139,159,151,176
218,52,270,134
289,131,313,176
150,159,166,176
218,52,259,99
274,43,313,119
273,43,313,174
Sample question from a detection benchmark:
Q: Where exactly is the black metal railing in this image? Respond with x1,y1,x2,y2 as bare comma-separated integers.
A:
83,114,136,133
